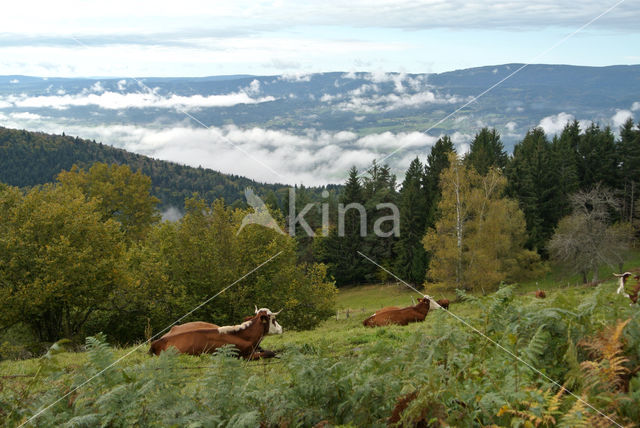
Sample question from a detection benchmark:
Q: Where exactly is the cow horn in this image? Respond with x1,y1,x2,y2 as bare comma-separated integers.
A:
273,309,282,315
255,305,259,313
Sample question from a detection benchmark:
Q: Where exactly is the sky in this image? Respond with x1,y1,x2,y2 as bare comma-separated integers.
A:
1,0,639,77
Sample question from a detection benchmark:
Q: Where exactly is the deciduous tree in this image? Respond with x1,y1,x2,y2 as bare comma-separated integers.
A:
423,154,540,292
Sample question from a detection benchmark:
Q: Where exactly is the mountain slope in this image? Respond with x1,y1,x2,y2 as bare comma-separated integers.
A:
0,127,334,209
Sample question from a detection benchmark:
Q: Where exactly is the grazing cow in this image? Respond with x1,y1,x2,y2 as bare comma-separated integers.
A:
535,289,546,299
436,299,450,309
150,309,282,359
363,297,431,327
614,272,640,305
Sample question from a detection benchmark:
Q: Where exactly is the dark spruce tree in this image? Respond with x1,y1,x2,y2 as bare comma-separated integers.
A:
394,158,429,286
576,123,619,191
506,128,563,255
465,127,507,175
550,123,580,221
361,161,398,282
316,167,368,286
423,135,455,228
618,118,640,223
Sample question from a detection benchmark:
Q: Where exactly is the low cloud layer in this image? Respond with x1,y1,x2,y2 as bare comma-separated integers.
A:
0,89,276,111
2,118,447,185
1,79,275,111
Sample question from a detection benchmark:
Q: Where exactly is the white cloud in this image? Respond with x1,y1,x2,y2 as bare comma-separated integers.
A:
9,112,42,120
4,122,442,185
505,121,517,132
0,90,277,110
245,79,261,95
631,102,640,111
335,89,464,112
278,73,312,82
161,206,183,222
538,112,574,135
9,79,19,84
117,79,127,91
611,109,633,128
90,81,105,93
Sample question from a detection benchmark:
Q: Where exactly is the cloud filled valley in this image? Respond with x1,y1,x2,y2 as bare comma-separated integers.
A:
1,64,638,185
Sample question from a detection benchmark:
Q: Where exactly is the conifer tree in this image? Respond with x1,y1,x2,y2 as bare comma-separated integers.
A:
618,118,640,223
576,124,618,190
394,158,428,286
506,128,561,255
316,167,368,285
424,136,456,228
362,161,398,281
465,127,508,175
551,122,580,220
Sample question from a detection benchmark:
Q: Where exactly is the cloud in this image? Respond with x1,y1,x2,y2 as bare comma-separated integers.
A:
611,109,633,128
117,80,127,91
5,121,444,186
538,112,574,135
243,79,261,95
9,79,19,84
334,89,464,113
90,81,105,93
505,121,517,132
0,90,277,110
631,102,640,111
277,73,312,82
161,206,183,222
9,112,42,120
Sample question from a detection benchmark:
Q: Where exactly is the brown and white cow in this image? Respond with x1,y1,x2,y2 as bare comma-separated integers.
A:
535,289,546,299
363,296,431,327
614,272,640,305
150,309,282,359
161,306,283,338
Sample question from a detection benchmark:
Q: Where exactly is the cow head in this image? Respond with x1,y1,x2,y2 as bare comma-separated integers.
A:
417,296,432,307
419,295,438,307
614,272,634,296
256,308,283,335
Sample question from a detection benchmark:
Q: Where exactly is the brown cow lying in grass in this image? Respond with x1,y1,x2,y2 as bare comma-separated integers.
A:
363,296,431,327
150,309,282,359
161,307,282,338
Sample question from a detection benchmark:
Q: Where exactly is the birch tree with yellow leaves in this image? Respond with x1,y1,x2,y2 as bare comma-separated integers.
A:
423,153,541,292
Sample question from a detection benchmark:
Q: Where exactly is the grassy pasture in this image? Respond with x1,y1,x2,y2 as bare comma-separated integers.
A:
2,253,640,426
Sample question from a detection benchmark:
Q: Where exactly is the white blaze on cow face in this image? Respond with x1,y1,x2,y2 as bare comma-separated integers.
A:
614,272,632,298
269,316,283,335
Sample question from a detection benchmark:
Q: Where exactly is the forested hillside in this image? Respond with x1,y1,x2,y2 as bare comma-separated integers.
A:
0,127,334,209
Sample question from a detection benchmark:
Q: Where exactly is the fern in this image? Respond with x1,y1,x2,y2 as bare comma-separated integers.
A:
557,397,590,428
523,325,550,368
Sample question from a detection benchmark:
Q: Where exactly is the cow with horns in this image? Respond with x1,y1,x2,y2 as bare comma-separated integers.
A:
150,308,282,359
161,306,282,338
614,272,640,305
363,296,431,327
